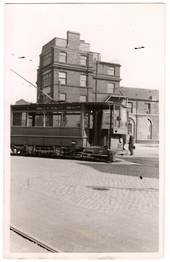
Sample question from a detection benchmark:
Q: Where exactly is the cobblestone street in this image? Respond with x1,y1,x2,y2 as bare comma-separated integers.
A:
10,146,159,253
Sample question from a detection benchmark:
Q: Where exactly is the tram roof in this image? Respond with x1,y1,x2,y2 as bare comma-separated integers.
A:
11,101,127,112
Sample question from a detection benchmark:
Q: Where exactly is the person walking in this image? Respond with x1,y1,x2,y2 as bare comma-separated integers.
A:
128,135,135,155
122,135,126,150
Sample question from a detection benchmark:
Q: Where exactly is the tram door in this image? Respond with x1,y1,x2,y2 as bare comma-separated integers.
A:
93,110,103,146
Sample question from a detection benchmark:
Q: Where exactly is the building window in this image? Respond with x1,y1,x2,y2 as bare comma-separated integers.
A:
145,103,151,114
80,55,87,66
107,83,114,93
80,95,86,102
80,74,87,87
59,72,67,85
128,102,133,113
42,51,52,66
107,66,115,76
42,72,51,88
59,93,66,101
59,52,67,63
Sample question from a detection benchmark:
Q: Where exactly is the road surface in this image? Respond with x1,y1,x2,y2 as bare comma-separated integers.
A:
10,146,159,253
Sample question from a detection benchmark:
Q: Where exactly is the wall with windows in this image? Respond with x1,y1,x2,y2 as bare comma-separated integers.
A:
80,55,87,66
137,100,159,115
41,51,52,67
53,48,95,67
37,31,121,104
127,99,159,142
42,71,52,87
127,100,159,115
59,51,67,63
96,80,115,94
53,83,88,102
97,63,120,78
53,70,89,88
51,67,95,102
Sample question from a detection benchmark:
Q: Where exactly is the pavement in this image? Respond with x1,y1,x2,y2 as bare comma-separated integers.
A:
9,144,160,254
117,143,159,158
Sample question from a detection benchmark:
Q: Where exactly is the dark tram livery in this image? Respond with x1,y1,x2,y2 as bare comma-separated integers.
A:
11,95,128,162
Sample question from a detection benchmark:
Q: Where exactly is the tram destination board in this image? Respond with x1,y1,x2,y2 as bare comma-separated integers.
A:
11,103,82,113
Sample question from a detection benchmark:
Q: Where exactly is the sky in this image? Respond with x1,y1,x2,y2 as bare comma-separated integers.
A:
4,2,165,104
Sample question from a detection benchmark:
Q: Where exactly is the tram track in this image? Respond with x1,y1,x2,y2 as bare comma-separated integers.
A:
10,226,60,253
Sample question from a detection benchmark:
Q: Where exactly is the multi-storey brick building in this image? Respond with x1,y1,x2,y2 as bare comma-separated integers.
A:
36,31,159,143
37,31,121,104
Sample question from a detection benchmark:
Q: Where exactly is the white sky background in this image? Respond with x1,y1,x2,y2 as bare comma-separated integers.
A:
4,3,165,104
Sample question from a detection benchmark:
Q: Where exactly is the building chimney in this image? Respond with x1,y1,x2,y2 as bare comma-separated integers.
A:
67,31,80,49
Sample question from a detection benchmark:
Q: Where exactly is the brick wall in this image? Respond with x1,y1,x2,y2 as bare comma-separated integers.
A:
128,100,159,115
38,31,121,104
97,63,120,77
137,116,159,141
67,31,80,49
128,99,159,142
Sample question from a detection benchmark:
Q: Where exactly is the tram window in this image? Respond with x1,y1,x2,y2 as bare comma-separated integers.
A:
114,106,120,127
54,113,81,128
35,115,44,126
21,112,27,126
13,112,22,126
65,114,80,127
45,114,53,126
27,115,33,127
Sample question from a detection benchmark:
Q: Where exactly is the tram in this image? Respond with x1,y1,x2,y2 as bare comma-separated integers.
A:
11,96,128,162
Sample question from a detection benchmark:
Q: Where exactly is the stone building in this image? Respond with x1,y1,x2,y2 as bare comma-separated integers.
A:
36,31,159,143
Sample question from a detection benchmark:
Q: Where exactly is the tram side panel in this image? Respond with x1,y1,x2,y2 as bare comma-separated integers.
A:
11,126,113,161
11,126,84,155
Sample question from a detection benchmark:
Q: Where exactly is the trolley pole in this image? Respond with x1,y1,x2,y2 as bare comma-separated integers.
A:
108,104,113,149
80,104,87,147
